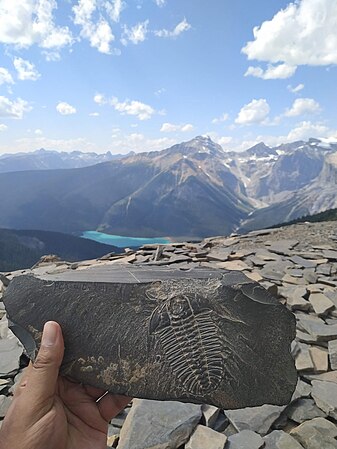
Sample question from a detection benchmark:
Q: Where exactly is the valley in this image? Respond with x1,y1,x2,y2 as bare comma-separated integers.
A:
0,136,336,240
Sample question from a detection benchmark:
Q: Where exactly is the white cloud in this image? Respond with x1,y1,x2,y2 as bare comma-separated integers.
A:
0,0,73,49
244,63,296,79
0,68,14,85
94,93,107,105
286,121,329,141
111,97,155,120
73,0,115,54
160,122,194,133
212,113,229,124
217,136,232,147
154,0,166,6
56,101,77,115
242,0,337,71
285,98,321,117
42,50,61,61
104,0,125,22
155,19,191,38
155,87,166,97
0,124,8,132
111,132,176,153
288,83,305,93
0,96,31,119
14,57,41,81
10,136,100,153
89,112,100,116
235,99,270,125
34,128,43,135
121,21,149,45
227,121,335,152
94,93,156,120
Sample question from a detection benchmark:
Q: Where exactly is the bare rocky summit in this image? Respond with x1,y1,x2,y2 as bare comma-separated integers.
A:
1,220,337,448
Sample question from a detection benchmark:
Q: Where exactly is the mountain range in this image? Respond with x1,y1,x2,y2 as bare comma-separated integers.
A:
0,148,131,173
0,136,336,238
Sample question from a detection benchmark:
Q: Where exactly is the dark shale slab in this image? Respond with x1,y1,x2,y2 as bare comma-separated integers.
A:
3,265,297,409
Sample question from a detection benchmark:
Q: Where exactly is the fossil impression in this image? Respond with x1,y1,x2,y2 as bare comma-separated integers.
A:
3,265,297,409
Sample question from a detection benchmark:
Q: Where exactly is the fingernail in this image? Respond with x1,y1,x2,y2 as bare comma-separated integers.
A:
41,321,58,347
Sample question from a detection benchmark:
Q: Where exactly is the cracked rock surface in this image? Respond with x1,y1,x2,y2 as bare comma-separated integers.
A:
1,220,337,448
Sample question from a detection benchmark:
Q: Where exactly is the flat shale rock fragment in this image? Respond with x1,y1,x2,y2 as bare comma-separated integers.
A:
117,399,201,449
3,265,297,409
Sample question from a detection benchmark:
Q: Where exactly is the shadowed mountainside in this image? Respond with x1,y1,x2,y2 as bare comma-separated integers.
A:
0,229,117,271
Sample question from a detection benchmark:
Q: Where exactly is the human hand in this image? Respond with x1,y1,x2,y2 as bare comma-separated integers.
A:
0,321,131,449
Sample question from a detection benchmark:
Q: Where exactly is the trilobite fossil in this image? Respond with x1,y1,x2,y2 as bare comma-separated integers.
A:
149,292,224,396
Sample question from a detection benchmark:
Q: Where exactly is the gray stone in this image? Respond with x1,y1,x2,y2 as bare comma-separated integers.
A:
297,317,337,342
224,404,285,436
323,250,337,260
303,370,337,384
110,409,129,428
287,269,304,278
266,240,299,254
328,339,337,370
303,270,318,284
309,346,328,373
282,274,307,285
185,424,227,449
311,380,337,419
0,395,11,418
296,330,319,345
290,256,318,268
260,270,285,282
294,343,314,371
264,430,304,449
207,250,231,262
286,398,326,423
107,424,121,437
308,293,335,316
317,277,337,288
212,413,229,433
291,379,312,401
0,337,22,376
290,417,337,449
223,422,237,437
117,399,201,449
316,264,332,276
226,430,264,449
201,404,220,428
3,266,297,408
0,274,10,287
326,291,337,307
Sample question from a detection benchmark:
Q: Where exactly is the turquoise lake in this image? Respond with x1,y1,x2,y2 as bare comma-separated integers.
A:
81,231,170,248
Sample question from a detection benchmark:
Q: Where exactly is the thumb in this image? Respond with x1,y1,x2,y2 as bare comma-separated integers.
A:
26,321,64,406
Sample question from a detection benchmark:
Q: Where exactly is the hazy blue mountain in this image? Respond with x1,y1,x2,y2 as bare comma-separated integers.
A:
0,148,133,173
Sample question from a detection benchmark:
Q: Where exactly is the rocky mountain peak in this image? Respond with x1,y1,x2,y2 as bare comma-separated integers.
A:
244,142,276,157
163,136,225,160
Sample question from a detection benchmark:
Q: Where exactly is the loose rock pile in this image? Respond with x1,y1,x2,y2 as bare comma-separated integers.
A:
1,221,337,448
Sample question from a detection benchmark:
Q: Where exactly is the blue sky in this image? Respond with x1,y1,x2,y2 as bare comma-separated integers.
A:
0,0,337,154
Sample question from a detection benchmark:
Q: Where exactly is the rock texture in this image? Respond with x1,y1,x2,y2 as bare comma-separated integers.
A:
3,266,296,409
1,220,337,449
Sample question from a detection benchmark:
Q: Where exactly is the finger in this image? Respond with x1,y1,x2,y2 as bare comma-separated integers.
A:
84,384,107,401
24,321,64,407
97,394,131,422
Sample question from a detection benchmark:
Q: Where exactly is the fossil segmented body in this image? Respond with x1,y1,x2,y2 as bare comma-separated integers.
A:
149,293,224,396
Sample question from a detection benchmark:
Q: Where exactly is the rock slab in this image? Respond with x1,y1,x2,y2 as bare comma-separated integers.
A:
117,399,201,449
3,265,297,408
